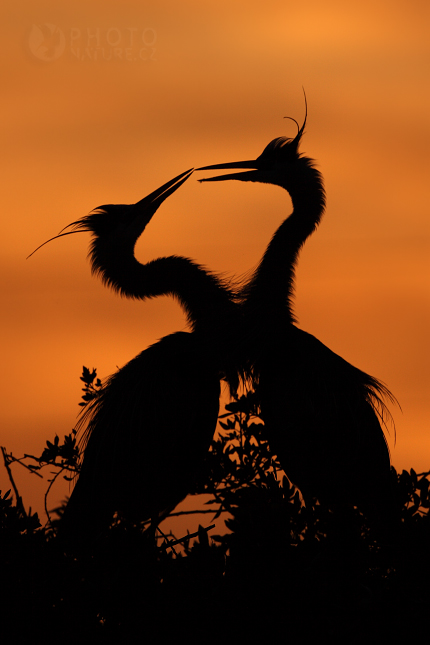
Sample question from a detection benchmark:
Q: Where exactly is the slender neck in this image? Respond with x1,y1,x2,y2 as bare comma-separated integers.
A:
89,236,238,338
243,159,326,327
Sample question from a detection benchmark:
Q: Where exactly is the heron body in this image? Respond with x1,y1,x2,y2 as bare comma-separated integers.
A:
51,169,241,540
198,110,395,514
65,332,221,535
256,325,392,509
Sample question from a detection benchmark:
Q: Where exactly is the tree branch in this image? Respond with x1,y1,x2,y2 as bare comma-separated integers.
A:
1,446,27,518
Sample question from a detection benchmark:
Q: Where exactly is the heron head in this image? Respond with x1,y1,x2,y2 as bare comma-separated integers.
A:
79,168,195,240
27,169,193,258
196,94,307,189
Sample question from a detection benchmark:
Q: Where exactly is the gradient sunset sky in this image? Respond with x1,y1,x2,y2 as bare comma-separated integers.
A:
2,0,429,517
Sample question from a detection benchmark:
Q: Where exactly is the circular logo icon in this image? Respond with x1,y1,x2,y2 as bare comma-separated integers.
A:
28,24,66,62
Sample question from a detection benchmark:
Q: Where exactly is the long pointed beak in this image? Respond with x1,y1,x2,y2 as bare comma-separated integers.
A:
27,169,194,259
195,160,258,183
196,160,257,172
66,168,194,231
135,168,193,208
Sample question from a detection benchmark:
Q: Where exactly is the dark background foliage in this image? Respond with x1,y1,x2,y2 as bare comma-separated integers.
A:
1,368,429,642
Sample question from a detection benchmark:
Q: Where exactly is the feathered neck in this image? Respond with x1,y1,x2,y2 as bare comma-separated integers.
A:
242,157,326,327
89,233,238,336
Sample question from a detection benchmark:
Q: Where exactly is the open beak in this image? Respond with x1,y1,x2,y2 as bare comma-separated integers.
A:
27,168,194,259
135,168,193,208
195,160,258,183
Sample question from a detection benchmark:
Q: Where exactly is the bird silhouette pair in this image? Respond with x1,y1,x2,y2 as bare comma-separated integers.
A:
31,102,396,541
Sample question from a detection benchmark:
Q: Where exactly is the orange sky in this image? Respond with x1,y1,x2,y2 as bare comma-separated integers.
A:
1,0,429,521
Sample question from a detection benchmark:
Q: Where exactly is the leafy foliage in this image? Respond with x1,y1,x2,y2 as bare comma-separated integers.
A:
1,367,430,640
78,366,102,407
0,488,40,535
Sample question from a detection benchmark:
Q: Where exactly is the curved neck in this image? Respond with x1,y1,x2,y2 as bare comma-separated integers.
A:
88,237,237,337
243,160,326,326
